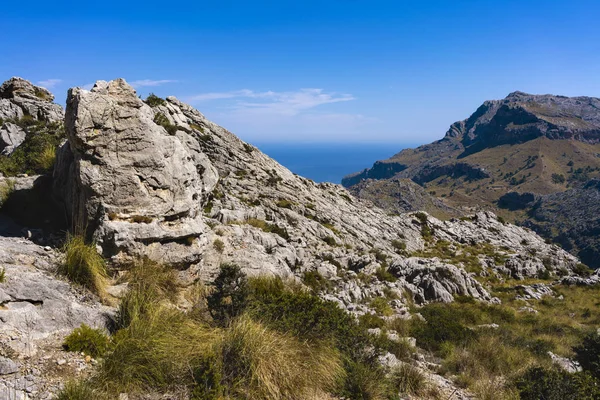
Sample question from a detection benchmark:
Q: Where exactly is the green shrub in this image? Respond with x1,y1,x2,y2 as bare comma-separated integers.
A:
0,118,64,176
246,218,290,240
207,263,249,325
0,267,5,283
391,239,407,252
552,173,566,184
276,199,293,209
302,270,331,293
98,306,218,394
574,332,600,378
55,381,99,400
515,367,600,400
374,266,397,282
59,235,107,297
153,112,178,135
213,239,224,253
573,263,593,277
341,360,390,400
323,236,337,246
247,276,370,361
410,304,477,351
145,93,165,107
0,179,15,207
359,313,386,329
370,297,393,316
63,324,111,358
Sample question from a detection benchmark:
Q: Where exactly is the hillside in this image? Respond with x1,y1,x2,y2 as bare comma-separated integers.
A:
0,79,599,399
343,92,600,267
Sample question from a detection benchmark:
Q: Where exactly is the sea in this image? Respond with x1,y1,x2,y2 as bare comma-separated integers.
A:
253,142,412,184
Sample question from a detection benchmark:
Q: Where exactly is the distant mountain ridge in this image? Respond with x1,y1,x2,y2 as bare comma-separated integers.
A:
343,91,600,267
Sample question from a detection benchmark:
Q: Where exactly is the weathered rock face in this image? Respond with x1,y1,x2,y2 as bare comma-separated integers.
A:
55,79,219,266
0,237,111,399
0,77,64,123
50,79,583,310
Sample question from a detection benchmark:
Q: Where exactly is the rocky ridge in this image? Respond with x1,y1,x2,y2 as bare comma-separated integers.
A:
0,78,595,399
0,78,64,156
49,79,581,309
342,91,600,267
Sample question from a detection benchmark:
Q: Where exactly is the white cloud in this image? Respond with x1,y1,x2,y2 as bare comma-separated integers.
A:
37,79,62,89
187,88,355,116
129,79,177,88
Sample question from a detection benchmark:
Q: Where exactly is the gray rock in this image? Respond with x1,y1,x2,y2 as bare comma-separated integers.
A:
54,79,218,266
0,357,19,375
0,237,111,356
0,77,63,123
0,123,26,155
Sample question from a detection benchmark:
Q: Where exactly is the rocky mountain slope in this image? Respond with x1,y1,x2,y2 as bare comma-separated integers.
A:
343,92,600,267
0,78,598,399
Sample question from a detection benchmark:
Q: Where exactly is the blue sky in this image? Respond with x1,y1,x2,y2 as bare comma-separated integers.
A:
2,0,599,144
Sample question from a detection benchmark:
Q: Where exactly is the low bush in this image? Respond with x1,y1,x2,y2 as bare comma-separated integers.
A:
389,363,427,396
144,93,165,107
301,270,332,293
59,235,107,297
63,324,111,358
153,112,178,135
207,263,249,325
410,304,477,351
515,367,600,400
213,238,224,253
0,117,64,176
0,179,15,207
341,360,390,400
374,265,397,282
574,331,600,378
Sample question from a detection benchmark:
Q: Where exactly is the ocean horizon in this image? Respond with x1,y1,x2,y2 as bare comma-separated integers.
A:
253,142,415,184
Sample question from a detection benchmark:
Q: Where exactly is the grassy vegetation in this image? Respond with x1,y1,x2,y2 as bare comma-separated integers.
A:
144,93,165,107
63,324,111,358
59,235,107,297
245,218,290,240
0,179,14,207
0,117,65,176
60,262,437,399
153,112,178,135
408,282,600,398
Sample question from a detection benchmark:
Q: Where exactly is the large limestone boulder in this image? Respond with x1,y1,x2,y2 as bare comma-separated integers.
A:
55,79,218,266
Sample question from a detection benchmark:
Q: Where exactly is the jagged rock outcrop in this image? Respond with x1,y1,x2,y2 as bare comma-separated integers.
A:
49,79,582,308
54,79,219,266
0,77,64,124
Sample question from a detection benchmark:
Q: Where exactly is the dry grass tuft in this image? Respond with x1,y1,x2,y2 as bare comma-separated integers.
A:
59,235,107,297
220,314,345,400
